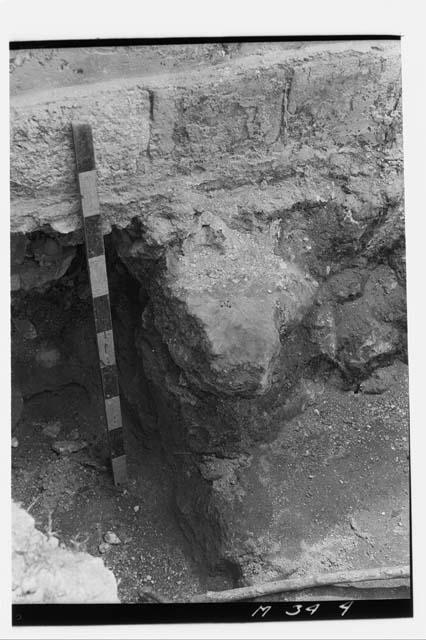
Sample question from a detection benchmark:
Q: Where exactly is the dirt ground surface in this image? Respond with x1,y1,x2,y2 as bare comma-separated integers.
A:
233,363,411,588
11,361,410,603
11,384,232,603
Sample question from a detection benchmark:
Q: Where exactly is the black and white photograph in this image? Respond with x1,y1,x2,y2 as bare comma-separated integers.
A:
6,18,421,633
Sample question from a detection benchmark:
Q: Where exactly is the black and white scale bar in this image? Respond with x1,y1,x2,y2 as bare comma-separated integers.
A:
72,122,127,486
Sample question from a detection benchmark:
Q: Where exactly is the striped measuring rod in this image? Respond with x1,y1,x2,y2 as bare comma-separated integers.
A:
71,122,127,486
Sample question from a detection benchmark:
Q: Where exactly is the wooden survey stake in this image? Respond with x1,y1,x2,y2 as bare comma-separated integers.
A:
72,122,127,486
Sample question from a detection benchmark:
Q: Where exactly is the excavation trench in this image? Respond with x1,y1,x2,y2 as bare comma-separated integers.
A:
11,217,410,601
11,228,241,601
10,40,411,603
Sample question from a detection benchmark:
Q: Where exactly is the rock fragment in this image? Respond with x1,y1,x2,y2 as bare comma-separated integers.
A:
12,318,37,340
98,542,111,554
103,531,121,545
360,362,406,395
42,421,61,438
51,440,88,455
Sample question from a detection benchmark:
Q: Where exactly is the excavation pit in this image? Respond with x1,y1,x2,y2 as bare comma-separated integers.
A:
10,39,410,605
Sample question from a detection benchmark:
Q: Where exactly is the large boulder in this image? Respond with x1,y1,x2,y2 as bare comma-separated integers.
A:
12,503,119,603
147,213,318,397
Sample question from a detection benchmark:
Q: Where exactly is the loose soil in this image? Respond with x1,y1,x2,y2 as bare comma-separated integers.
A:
11,384,232,603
